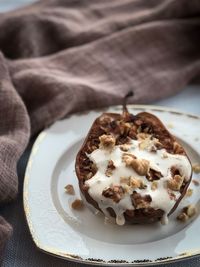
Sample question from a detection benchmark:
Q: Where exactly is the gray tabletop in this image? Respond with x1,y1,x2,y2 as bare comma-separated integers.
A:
0,2,200,266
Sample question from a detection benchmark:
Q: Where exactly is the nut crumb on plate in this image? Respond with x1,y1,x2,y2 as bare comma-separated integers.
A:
192,164,200,174
185,188,193,198
183,205,197,218
177,204,197,222
71,199,84,210
192,179,200,186
177,212,189,222
65,184,75,195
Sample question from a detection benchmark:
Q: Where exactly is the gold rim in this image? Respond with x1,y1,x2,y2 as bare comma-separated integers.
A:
23,104,200,266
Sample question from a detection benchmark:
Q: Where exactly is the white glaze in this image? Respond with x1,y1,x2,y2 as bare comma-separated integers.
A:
86,139,192,226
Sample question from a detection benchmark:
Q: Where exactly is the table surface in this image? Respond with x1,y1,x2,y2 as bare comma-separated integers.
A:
0,1,200,267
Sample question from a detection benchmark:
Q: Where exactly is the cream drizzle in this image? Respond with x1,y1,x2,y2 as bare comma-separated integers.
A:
86,139,192,225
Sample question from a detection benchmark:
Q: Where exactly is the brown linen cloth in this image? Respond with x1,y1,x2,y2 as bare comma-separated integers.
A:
0,0,200,262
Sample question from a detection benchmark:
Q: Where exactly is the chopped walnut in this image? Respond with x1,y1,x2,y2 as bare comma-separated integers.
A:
65,184,75,195
118,121,131,135
120,176,130,185
183,205,197,218
137,133,151,140
122,153,149,176
82,158,97,177
146,169,163,181
123,184,131,193
170,166,181,176
177,212,189,222
105,160,116,177
120,144,131,152
130,177,147,189
99,134,116,150
167,174,184,191
154,139,163,150
129,125,137,139
131,158,149,176
102,185,124,203
122,153,136,165
131,191,151,209
185,188,193,198
139,138,151,150
71,199,84,210
192,164,200,174
168,190,177,201
173,141,184,154
151,181,158,191
192,179,200,186
177,204,196,222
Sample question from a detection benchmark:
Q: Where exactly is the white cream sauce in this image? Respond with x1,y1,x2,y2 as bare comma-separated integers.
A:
86,139,192,225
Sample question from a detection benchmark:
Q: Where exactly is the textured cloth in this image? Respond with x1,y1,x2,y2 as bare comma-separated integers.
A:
0,0,200,263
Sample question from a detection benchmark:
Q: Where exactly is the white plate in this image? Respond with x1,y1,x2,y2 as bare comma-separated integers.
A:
23,105,200,266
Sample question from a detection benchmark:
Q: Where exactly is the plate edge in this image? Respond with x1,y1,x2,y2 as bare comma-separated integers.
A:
23,105,200,265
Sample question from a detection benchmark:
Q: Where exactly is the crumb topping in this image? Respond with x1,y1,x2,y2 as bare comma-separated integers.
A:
80,112,192,226
177,204,196,222
99,134,116,150
65,184,75,195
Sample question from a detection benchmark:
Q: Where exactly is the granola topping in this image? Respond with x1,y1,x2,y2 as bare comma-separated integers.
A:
85,137,192,225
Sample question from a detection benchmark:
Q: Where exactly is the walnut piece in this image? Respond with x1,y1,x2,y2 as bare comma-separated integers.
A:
99,134,116,150
65,184,75,195
177,212,189,222
151,181,158,191
177,204,196,222
137,133,151,140
192,164,200,174
167,174,184,191
122,153,149,176
102,185,124,203
120,144,131,152
139,138,151,150
183,205,197,218
131,191,152,209
118,121,131,135
173,141,184,154
192,179,200,186
146,169,163,181
120,176,130,185
71,199,84,210
130,177,147,189
105,160,115,177
185,188,193,198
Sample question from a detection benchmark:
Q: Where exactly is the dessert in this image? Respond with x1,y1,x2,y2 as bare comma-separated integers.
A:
75,99,192,225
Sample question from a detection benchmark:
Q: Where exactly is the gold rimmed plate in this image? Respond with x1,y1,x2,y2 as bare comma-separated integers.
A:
23,105,200,266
